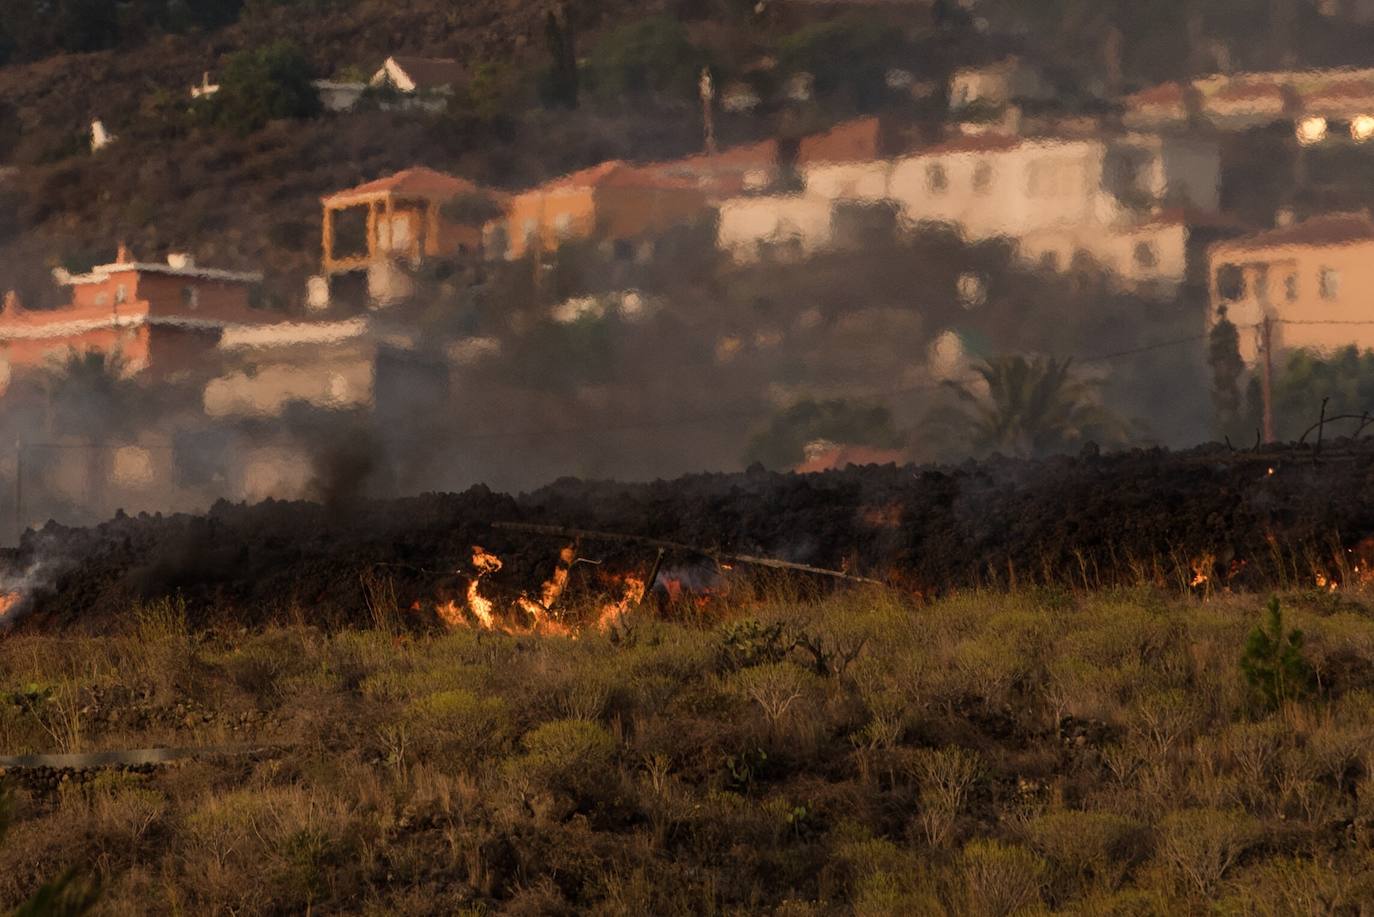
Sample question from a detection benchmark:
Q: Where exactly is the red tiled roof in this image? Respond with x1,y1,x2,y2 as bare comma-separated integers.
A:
665,139,780,173
323,167,487,204
388,56,466,90
1213,213,1374,252
650,141,781,195
914,133,1028,157
1211,82,1288,103
536,161,702,193
1126,82,1188,107
797,117,882,166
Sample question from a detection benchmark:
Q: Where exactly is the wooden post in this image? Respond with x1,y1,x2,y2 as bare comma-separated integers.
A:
321,204,335,273
1261,315,1276,443
700,67,717,155
13,438,20,545
382,195,395,255
366,200,378,262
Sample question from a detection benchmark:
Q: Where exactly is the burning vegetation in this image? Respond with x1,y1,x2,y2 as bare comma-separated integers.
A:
7,439,1374,633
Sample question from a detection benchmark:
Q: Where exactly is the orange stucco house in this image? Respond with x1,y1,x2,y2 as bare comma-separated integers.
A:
488,161,712,261
1208,213,1374,363
0,247,266,390
322,167,505,275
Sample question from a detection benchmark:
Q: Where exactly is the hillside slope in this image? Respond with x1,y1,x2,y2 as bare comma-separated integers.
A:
0,0,698,304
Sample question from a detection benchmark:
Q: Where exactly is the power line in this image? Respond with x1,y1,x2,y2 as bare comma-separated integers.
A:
1275,318,1374,326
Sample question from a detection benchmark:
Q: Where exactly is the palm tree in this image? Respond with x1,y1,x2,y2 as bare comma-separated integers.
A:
939,355,1129,459
43,348,134,438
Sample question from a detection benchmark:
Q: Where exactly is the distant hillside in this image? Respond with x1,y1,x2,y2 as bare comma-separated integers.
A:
5,0,1374,310
0,0,708,305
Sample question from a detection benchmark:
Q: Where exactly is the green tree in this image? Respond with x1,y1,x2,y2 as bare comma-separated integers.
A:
448,60,518,129
542,5,579,108
209,40,320,135
44,349,136,438
1208,305,1246,439
1240,596,1316,710
745,399,903,470
586,16,704,101
1272,346,1374,441
938,355,1129,459
777,13,904,109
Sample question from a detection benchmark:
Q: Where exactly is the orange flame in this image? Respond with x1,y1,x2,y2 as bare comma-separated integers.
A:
463,546,503,629
514,544,576,629
1189,554,1214,588
0,591,20,622
595,576,645,632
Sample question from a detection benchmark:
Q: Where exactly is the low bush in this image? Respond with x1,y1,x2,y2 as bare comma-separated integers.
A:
1,588,1373,911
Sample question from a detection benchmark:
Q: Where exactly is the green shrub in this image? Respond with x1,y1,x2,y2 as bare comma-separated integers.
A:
1240,597,1316,710
210,40,321,135
586,16,704,101
911,746,983,847
718,619,793,672
515,718,618,794
405,689,511,764
1156,808,1257,897
960,839,1046,916
1023,810,1148,895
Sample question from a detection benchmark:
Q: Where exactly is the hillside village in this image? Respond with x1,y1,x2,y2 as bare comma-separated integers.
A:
5,0,1374,527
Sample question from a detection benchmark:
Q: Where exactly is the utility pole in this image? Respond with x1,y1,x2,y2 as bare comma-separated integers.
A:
13,438,21,546
700,67,717,156
1260,315,1276,443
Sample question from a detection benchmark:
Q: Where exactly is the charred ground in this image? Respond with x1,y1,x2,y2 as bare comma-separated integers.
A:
9,439,1374,631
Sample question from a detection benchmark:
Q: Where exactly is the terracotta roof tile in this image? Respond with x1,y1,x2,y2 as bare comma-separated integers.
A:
1212,213,1374,252
913,133,1028,156
797,117,883,166
1126,82,1189,106
535,161,701,193
323,167,488,204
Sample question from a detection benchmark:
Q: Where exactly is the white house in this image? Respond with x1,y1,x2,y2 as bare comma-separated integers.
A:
883,132,1221,291
370,56,465,110
886,133,1220,236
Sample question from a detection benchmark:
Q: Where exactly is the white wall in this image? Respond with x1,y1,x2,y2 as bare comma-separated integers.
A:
718,196,835,262
888,140,1113,240
802,162,892,203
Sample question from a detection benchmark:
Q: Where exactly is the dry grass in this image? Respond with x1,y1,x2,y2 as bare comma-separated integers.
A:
5,585,1374,912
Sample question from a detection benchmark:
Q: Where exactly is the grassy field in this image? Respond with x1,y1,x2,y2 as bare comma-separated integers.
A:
3,585,1374,914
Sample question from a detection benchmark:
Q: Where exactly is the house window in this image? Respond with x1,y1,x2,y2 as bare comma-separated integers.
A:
1320,267,1341,300
181,285,198,309
522,219,538,243
95,291,109,306
115,284,127,304
554,213,573,239
1284,273,1298,301
973,161,993,194
1133,241,1158,270
926,163,948,194
1216,264,1245,301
